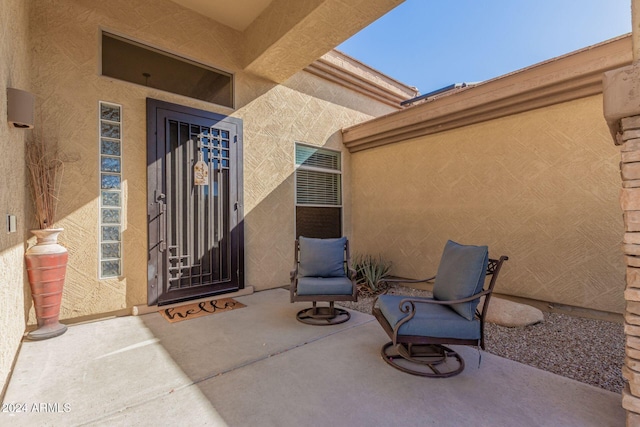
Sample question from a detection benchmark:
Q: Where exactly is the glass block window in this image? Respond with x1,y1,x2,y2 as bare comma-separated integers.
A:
99,101,123,278
295,143,342,238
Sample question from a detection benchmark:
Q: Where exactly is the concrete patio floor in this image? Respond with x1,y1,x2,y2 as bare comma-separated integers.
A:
1,288,625,426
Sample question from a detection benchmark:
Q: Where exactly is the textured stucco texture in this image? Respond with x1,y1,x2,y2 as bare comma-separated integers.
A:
350,95,625,314
0,0,30,394
28,0,396,322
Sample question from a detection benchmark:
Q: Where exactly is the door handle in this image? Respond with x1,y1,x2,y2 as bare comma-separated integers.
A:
215,172,223,248
156,192,167,252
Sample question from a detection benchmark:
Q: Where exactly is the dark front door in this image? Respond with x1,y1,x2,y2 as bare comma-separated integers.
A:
147,99,243,306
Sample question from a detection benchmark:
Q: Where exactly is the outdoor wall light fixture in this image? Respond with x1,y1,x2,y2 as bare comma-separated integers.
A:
7,87,35,129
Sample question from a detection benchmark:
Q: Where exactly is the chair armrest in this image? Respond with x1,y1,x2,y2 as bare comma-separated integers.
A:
372,275,435,296
371,275,436,313
398,290,491,317
398,289,491,310
349,268,358,299
290,257,299,280
290,266,298,302
371,287,393,313
381,275,436,285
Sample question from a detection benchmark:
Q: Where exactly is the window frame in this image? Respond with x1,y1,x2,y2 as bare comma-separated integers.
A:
294,143,342,208
100,30,235,109
294,143,343,238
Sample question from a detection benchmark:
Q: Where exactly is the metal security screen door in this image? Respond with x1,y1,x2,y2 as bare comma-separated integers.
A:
147,99,243,306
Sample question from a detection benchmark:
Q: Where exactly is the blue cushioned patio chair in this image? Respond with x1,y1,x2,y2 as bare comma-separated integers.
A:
290,236,357,325
372,240,508,377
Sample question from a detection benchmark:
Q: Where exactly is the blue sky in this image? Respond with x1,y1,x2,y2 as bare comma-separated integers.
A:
338,0,632,95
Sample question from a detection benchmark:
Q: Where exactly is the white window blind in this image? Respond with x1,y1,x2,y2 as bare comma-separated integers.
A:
295,144,341,206
295,144,340,171
296,170,341,205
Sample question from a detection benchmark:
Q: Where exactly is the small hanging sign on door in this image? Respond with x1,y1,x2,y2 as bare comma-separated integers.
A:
194,151,208,186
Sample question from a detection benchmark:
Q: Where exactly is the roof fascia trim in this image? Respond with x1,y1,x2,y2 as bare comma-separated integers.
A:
304,50,418,109
343,35,633,153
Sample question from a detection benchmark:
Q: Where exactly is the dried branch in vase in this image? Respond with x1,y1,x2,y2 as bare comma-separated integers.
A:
26,135,64,229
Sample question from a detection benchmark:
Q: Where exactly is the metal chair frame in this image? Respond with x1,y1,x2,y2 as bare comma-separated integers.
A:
373,255,508,377
290,239,358,325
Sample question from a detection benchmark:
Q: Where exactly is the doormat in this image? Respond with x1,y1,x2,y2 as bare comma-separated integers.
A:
159,298,245,323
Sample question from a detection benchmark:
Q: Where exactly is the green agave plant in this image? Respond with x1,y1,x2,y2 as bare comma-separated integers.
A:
352,254,392,294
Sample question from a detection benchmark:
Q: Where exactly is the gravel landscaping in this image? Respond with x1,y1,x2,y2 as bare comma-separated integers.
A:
340,286,625,394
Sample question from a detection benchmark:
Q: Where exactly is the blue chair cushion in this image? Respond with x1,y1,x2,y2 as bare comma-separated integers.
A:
432,240,488,320
297,276,354,296
298,236,347,278
377,295,481,340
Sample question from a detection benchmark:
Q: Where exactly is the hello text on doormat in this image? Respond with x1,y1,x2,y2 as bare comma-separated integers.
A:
159,298,246,323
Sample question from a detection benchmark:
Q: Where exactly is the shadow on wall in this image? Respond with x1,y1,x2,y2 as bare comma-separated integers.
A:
348,96,625,314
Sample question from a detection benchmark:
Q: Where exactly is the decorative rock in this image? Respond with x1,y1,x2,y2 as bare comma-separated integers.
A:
623,384,640,414
622,150,640,163
628,346,640,361
621,188,640,211
625,288,640,303
483,297,544,327
628,300,640,315
628,267,640,287
623,163,640,180
622,139,640,152
625,323,640,337
627,312,640,326
627,411,640,427
622,116,640,130
624,129,640,141
624,365,638,381
626,356,640,373
624,244,640,256
625,212,640,232
625,233,640,244
624,366,640,395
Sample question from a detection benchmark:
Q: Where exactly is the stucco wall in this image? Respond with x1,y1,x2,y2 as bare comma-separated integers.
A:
351,95,625,314
239,71,371,287
28,0,394,321
0,0,30,394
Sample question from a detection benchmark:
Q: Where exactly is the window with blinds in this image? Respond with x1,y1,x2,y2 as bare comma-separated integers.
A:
295,144,341,171
295,144,341,206
295,144,342,238
296,170,340,205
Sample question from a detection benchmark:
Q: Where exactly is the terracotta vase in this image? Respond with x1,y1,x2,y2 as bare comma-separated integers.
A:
24,228,68,340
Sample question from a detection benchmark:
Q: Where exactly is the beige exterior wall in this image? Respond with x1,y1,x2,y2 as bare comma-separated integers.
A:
0,0,30,393
27,0,395,321
240,71,376,287
351,95,625,314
